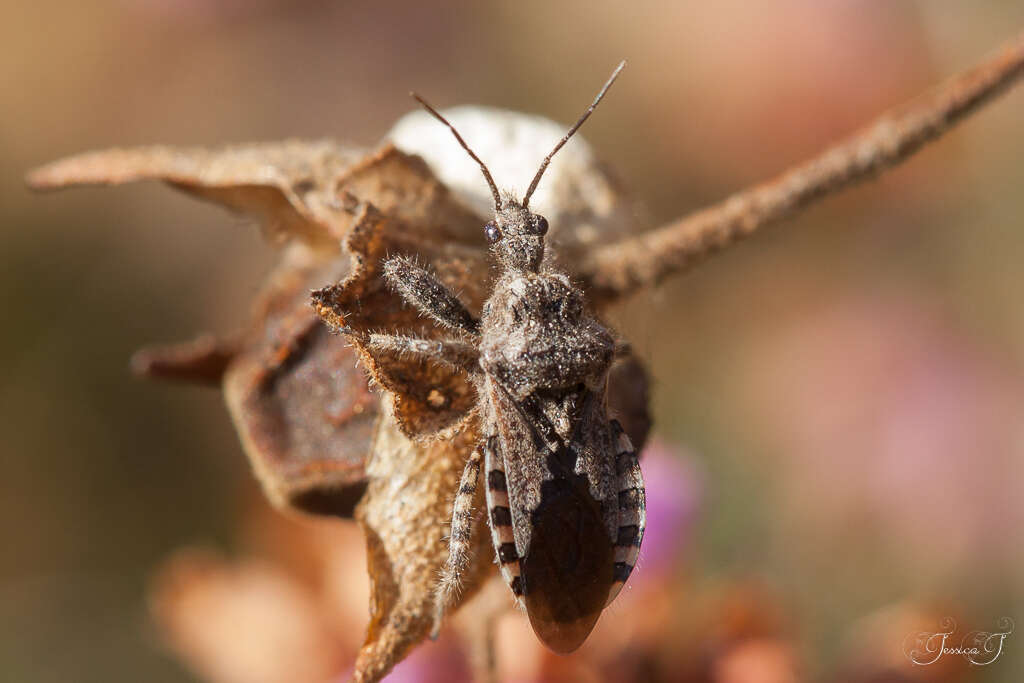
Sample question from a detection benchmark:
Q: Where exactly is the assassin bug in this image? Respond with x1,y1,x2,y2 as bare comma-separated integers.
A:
341,62,645,653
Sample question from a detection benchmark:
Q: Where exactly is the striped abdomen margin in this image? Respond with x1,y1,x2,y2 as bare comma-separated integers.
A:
483,435,524,601
606,420,646,605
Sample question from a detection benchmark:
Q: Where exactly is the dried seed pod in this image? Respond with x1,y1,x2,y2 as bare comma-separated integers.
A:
28,107,653,681
223,245,376,517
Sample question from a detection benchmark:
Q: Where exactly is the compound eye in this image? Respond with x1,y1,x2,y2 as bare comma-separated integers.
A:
484,221,502,243
534,215,549,236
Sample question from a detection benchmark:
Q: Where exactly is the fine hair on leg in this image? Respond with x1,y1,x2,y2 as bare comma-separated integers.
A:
383,255,479,335
433,442,484,636
359,331,480,374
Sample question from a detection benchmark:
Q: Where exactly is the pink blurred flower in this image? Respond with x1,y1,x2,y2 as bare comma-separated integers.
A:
635,439,703,577
738,293,1024,580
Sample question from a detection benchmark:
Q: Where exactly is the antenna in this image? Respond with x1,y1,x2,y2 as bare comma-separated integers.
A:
522,60,626,208
411,93,503,211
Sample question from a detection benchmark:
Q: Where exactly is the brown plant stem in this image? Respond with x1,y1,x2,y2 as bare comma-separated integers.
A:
581,29,1024,301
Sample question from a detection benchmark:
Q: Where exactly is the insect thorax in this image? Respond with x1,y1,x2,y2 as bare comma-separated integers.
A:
479,270,615,400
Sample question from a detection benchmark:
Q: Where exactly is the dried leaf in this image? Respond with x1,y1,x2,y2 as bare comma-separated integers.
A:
334,144,486,239
353,412,493,683
223,146,494,513
130,334,240,386
28,140,387,517
312,203,489,437
27,140,367,248
308,142,492,437
224,245,377,518
27,140,496,517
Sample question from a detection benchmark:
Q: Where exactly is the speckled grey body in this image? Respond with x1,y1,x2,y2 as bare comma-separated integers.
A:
368,196,645,653
478,199,620,548
358,66,646,653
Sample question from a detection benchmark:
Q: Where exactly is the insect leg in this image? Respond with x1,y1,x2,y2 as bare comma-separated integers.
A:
606,419,646,606
483,435,524,605
433,441,484,634
347,330,480,374
383,255,479,335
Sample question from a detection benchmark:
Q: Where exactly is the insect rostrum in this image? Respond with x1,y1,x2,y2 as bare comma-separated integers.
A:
321,63,646,654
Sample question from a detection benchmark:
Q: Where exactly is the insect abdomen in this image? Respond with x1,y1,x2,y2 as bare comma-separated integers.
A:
484,438,524,599
518,468,616,654
482,391,650,653
606,421,646,606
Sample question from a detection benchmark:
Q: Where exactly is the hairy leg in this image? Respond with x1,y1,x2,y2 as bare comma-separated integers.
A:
433,442,485,635
342,328,479,374
384,255,479,335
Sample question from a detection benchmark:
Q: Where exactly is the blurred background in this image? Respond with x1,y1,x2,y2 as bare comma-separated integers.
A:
3,1,1023,681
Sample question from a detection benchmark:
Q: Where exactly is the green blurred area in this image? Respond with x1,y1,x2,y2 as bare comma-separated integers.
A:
2,1,1023,681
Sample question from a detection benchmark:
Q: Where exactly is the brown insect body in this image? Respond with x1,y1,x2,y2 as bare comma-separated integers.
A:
328,63,645,653
474,198,642,652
